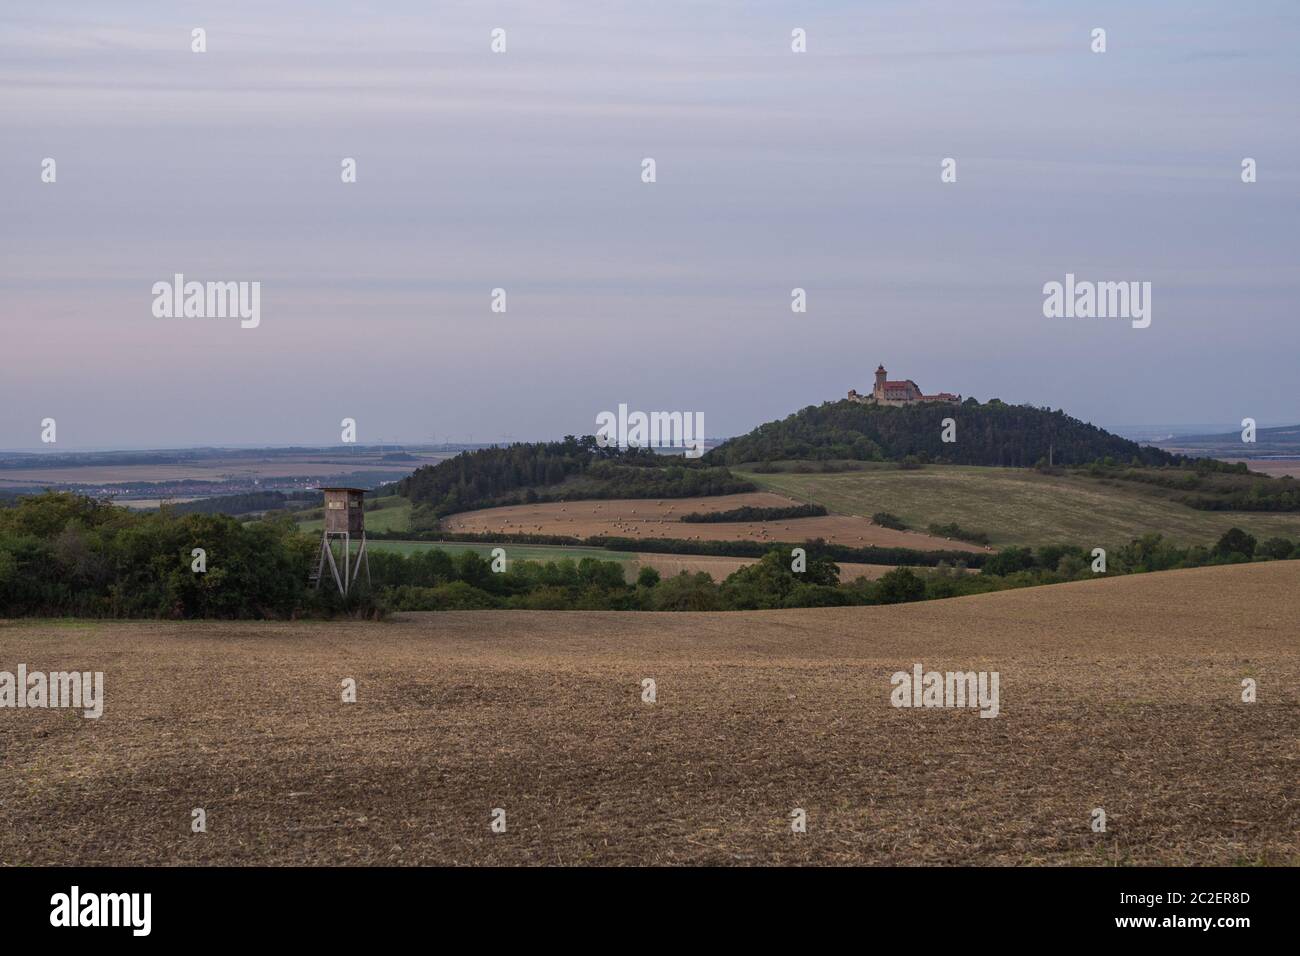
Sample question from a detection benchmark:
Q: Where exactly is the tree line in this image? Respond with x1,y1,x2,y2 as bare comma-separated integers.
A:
678,503,827,523
0,492,334,618
365,527,988,568
3,492,1293,619
378,526,1298,612
1077,460,1300,511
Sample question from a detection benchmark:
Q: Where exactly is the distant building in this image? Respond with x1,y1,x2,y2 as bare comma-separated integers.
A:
847,364,960,406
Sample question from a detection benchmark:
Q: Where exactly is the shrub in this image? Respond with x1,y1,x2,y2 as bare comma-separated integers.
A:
927,522,991,546
872,511,908,530
387,582,499,610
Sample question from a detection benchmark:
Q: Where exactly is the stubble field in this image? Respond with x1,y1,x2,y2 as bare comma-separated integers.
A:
2,561,1297,866
440,492,987,553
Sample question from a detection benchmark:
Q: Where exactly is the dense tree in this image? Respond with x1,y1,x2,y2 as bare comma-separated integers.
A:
707,399,1178,468
983,547,1036,576
679,503,826,523
873,567,927,604
718,549,839,609
1213,527,1257,559
398,436,753,517
1258,536,1296,560
0,492,323,618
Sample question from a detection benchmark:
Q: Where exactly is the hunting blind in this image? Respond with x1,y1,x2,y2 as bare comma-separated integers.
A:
311,487,370,595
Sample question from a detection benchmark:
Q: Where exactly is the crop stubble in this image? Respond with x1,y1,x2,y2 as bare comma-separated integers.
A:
1,562,1296,866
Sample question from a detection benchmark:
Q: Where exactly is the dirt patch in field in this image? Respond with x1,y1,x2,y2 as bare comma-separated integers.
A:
2,561,1297,866
442,493,986,553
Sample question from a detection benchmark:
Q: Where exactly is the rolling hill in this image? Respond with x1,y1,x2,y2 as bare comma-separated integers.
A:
707,399,1178,468
738,461,1300,548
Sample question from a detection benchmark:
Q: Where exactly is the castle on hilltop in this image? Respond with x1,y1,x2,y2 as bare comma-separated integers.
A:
847,365,961,406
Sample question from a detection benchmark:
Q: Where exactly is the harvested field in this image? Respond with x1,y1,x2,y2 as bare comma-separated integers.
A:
441,493,986,553
2,561,1297,866
634,553,895,582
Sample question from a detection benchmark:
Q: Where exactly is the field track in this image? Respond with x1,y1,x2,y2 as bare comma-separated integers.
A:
2,561,1298,865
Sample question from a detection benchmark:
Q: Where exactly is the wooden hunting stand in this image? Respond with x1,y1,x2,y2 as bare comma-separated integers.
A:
311,487,370,595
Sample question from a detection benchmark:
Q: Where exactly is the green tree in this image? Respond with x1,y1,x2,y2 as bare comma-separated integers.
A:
1257,537,1294,560
874,567,925,604
1213,527,1257,559
984,547,1035,576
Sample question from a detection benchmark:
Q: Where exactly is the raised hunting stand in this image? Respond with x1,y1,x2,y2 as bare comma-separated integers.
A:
311,487,370,595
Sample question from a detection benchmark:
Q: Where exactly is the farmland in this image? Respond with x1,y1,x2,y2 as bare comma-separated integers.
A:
0,457,419,487
2,561,1296,866
438,493,986,553
737,462,1300,548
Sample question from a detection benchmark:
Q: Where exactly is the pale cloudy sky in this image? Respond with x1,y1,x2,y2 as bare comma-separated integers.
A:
2,1,1297,448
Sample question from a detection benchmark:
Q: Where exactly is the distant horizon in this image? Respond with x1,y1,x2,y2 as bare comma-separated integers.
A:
2,418,1298,455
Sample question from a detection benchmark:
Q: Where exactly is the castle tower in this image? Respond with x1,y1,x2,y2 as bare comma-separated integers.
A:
874,364,887,398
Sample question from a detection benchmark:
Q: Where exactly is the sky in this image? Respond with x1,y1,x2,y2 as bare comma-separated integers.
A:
2,1,1298,449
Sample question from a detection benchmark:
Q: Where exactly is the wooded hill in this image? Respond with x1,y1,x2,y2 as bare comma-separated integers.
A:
396,435,753,517
707,399,1179,468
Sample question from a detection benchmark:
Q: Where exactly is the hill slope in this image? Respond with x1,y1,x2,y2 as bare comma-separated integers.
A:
738,462,1300,548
